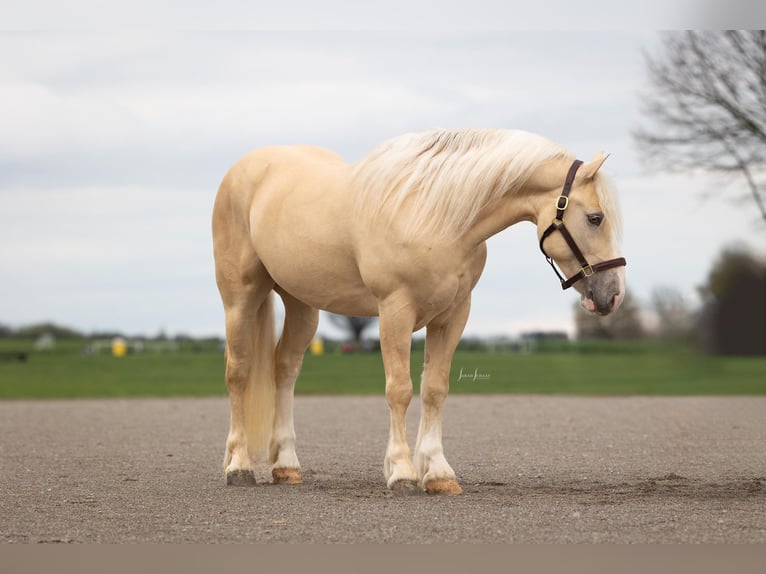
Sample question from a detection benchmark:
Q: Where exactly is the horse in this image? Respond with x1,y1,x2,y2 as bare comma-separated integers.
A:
212,128,626,495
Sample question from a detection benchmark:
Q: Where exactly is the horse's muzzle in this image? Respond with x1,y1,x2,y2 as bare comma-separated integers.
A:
581,271,624,316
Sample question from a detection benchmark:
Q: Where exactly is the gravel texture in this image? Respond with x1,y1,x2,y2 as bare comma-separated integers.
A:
1,395,765,543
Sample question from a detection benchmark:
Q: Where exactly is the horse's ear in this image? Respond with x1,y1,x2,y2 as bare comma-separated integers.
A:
578,151,609,180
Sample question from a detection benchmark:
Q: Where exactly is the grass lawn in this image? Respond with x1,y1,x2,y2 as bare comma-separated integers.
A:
1,345,764,398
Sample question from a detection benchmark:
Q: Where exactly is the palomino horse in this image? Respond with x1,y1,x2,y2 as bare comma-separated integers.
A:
212,128,626,494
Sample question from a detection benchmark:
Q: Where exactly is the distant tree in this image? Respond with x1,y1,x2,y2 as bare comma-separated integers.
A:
650,286,692,341
575,291,645,341
698,246,766,356
634,31,766,224
17,322,83,339
326,314,377,349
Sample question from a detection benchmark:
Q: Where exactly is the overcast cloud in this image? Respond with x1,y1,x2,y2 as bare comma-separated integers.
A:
1,29,763,339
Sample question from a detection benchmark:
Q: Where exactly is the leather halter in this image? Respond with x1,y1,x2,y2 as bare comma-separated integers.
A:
539,160,627,290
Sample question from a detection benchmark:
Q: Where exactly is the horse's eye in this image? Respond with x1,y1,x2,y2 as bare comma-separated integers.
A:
587,213,604,227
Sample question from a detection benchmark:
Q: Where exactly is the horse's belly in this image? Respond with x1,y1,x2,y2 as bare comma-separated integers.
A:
278,277,379,316
260,248,380,316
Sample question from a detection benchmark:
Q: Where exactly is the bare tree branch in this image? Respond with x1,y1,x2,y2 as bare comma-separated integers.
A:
635,31,766,224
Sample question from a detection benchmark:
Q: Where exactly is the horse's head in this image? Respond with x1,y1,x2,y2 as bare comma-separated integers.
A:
536,153,626,316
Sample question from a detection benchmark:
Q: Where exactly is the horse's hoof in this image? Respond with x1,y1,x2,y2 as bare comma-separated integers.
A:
272,467,303,484
389,479,423,496
226,469,257,486
424,478,463,495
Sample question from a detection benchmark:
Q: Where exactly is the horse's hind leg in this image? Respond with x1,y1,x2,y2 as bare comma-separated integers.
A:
216,255,275,486
270,290,319,484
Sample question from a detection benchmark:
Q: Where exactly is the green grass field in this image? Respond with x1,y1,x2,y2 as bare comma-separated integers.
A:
0,343,764,398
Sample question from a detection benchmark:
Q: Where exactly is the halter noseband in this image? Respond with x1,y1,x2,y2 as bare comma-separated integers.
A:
539,160,627,290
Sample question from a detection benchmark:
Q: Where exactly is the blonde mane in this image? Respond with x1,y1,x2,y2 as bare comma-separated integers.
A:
352,128,572,238
593,171,623,240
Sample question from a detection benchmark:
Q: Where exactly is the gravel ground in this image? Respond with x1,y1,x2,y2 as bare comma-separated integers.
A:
1,395,765,543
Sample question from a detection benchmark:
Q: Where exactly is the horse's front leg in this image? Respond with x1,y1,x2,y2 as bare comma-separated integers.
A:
414,297,471,495
378,296,419,493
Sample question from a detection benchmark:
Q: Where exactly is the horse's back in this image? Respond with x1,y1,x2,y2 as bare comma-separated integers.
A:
217,144,346,201
214,144,349,234
234,144,347,181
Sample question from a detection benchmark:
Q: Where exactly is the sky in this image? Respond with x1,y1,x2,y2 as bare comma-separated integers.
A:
1,20,764,340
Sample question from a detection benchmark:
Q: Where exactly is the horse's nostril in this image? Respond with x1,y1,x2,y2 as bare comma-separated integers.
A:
586,289,594,301
609,294,617,308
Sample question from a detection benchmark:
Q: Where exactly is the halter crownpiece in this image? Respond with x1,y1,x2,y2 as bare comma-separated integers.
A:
539,160,627,290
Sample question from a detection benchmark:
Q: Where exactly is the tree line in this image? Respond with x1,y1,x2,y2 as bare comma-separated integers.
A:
575,245,765,356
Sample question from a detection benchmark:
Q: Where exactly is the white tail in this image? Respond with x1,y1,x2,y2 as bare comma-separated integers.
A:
243,292,277,462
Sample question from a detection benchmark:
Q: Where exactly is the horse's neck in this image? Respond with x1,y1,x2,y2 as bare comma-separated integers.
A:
463,158,571,247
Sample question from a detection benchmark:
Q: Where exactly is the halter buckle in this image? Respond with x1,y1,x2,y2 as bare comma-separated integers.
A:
556,196,569,211
582,264,594,277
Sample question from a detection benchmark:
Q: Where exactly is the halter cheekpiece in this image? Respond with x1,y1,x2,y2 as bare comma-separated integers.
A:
539,160,627,290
